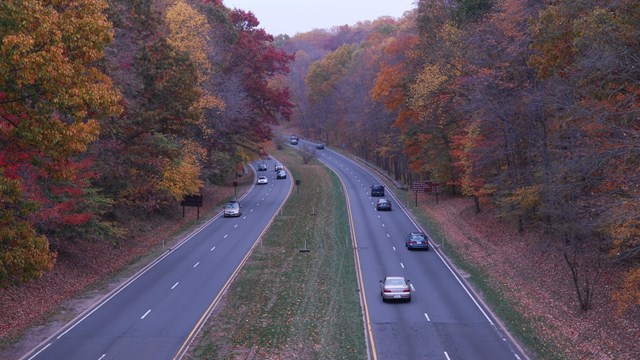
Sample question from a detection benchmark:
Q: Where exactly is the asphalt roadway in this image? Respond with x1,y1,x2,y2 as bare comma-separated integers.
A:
21,158,292,360
305,140,527,360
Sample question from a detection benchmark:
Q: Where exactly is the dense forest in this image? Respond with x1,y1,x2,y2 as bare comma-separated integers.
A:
279,0,640,315
1,0,638,323
1,0,292,286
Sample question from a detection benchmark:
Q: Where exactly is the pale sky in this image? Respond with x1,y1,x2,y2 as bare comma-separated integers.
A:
223,0,417,36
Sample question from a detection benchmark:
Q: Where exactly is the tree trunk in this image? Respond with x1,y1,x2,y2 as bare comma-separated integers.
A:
473,195,481,214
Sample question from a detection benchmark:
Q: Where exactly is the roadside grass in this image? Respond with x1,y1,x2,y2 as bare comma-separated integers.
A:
190,148,366,359
387,187,564,360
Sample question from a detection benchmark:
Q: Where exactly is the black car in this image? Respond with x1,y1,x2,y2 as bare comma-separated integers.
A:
371,184,385,197
257,163,268,171
376,198,392,211
316,143,325,149
405,232,430,250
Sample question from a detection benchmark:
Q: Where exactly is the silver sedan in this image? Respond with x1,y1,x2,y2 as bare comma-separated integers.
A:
379,276,411,302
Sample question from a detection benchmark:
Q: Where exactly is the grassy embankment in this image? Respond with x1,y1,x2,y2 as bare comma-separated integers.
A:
190,147,367,359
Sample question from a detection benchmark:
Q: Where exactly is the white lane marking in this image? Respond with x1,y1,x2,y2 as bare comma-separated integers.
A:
251,209,254,213
410,284,416,291
424,313,431,322
400,262,405,269
392,246,396,251
377,215,381,218
210,246,216,252
98,354,106,360
27,343,51,360
224,234,228,239
234,224,238,228
444,352,451,360
382,223,385,227
261,197,264,200
387,234,390,238
193,262,200,268
171,282,179,290
141,309,151,319
243,215,247,219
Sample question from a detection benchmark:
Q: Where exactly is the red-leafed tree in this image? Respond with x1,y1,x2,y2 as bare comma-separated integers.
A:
193,3,294,177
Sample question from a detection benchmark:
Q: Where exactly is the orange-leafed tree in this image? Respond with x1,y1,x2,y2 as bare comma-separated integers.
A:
0,0,121,285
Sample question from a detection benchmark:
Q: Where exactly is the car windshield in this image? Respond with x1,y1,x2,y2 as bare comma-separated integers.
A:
411,234,426,241
386,278,405,286
225,203,238,209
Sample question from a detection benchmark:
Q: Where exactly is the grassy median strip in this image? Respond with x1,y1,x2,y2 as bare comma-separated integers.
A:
189,148,366,359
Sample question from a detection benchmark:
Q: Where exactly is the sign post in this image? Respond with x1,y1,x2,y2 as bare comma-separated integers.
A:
181,194,203,219
412,181,440,205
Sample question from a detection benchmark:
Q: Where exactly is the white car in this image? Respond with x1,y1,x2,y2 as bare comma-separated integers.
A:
257,176,268,184
223,200,242,217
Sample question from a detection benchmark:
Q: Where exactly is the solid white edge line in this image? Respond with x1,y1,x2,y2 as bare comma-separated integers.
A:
171,282,179,290
210,246,215,252
444,351,451,360
193,262,199,268
424,313,430,322
27,343,51,360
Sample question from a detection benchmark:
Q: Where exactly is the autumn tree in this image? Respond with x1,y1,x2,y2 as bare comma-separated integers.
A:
0,0,121,284
192,4,294,179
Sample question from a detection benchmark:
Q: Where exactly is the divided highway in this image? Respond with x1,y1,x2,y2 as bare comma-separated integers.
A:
303,140,527,360
22,158,292,360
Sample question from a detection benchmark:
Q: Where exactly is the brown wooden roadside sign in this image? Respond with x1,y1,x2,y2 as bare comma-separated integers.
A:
414,181,440,193
181,194,203,207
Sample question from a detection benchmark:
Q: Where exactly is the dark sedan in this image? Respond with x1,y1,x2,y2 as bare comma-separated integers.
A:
376,198,392,211
405,231,430,250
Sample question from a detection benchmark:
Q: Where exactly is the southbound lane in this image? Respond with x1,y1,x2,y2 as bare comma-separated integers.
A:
304,141,525,360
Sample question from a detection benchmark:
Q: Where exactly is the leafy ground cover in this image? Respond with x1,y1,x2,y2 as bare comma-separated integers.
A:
187,147,366,360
